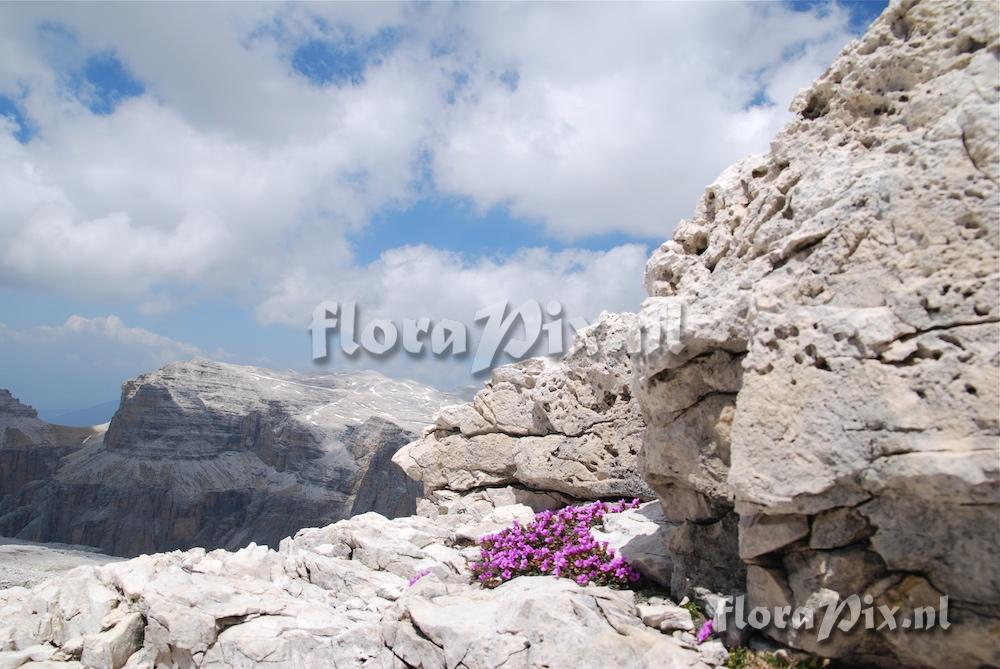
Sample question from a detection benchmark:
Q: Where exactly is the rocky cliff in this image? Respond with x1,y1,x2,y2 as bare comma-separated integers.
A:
0,391,103,506
633,0,999,666
0,360,459,557
394,312,655,513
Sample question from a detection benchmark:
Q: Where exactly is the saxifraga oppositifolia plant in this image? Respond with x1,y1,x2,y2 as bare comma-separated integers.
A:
471,499,642,589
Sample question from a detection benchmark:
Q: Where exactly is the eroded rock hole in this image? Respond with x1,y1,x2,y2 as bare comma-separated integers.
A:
957,35,986,54
801,93,829,120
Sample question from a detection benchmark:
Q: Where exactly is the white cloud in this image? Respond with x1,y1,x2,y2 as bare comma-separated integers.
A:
1,315,203,368
256,242,650,327
0,2,866,327
430,2,856,238
285,243,651,391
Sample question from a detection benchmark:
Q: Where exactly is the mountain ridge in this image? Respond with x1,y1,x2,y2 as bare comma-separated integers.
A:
0,359,461,556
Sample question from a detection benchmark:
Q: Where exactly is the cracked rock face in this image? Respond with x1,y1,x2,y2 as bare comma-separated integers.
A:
0,360,460,557
0,508,719,669
394,312,656,510
633,1,999,667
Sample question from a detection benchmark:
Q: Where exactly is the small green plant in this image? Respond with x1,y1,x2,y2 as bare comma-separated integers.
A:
725,647,825,669
681,599,705,623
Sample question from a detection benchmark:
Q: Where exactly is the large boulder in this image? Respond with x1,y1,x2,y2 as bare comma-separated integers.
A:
395,312,656,510
633,1,999,667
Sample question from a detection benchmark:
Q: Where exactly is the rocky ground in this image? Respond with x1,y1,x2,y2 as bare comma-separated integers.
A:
0,502,728,669
0,539,120,590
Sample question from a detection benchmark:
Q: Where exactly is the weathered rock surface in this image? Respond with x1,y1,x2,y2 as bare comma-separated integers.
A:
394,312,656,510
0,508,721,669
0,361,460,557
633,1,999,667
637,602,695,633
591,502,676,588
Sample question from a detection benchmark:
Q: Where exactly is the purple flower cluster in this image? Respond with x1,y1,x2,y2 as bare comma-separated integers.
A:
471,499,642,589
696,619,715,644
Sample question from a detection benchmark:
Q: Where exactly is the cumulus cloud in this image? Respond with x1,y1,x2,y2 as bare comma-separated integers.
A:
288,244,652,391
256,243,650,327
429,2,856,239
1,315,203,367
0,2,865,330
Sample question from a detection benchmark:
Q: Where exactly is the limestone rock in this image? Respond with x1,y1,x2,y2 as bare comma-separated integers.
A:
637,602,695,632
737,514,809,560
807,507,872,550
416,485,571,520
0,361,460,556
666,513,744,598
0,508,716,669
697,640,729,668
633,1,1000,666
395,312,656,506
395,577,709,669
80,612,144,669
591,502,676,587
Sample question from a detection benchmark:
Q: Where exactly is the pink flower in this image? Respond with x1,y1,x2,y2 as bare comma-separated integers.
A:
469,499,642,589
696,620,715,644
408,569,432,586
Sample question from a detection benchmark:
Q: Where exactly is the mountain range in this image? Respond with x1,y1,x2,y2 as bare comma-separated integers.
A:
0,360,460,556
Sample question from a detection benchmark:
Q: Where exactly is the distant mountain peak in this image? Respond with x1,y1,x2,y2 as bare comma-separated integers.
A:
0,390,39,420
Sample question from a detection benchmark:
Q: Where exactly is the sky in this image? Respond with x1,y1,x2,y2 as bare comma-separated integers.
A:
0,1,888,420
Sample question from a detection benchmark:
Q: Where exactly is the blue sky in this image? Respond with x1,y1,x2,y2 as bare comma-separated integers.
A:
0,1,887,421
